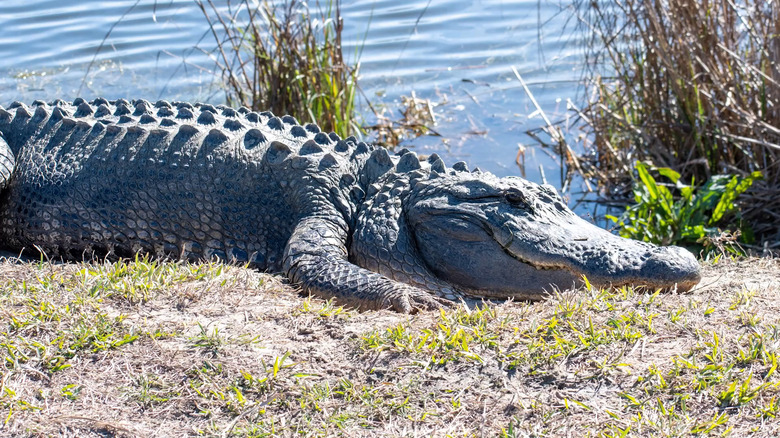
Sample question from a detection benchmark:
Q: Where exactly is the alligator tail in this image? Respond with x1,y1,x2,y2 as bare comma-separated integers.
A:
0,132,13,193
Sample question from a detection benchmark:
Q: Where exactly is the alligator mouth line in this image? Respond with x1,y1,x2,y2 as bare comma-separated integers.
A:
497,238,571,272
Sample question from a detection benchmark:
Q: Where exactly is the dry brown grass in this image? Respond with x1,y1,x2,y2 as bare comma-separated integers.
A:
0,256,778,437
362,92,441,150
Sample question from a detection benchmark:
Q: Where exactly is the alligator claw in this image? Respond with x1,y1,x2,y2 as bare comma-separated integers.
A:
383,286,453,314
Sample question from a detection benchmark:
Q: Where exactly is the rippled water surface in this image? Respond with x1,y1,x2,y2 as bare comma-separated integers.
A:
0,0,585,187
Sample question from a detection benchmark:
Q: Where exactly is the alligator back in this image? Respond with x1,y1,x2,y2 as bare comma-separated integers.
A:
0,98,336,270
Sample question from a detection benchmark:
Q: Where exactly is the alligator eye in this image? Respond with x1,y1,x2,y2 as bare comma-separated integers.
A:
504,188,529,207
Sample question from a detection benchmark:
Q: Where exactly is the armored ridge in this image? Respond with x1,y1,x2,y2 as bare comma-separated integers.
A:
0,98,701,312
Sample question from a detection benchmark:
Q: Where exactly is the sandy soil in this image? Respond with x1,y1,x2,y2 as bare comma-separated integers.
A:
0,256,778,437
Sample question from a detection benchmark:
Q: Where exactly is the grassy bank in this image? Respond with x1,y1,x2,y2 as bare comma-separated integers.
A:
0,256,778,436
567,0,779,246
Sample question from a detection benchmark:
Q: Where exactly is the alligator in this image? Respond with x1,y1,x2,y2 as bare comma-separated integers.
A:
0,98,701,312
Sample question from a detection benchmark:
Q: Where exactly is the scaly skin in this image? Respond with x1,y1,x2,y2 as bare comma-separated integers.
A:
0,98,701,312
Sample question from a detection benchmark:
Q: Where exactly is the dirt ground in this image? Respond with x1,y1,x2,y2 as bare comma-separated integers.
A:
0,256,778,437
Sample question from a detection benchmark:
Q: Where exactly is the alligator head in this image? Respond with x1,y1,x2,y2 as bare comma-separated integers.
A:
399,170,701,300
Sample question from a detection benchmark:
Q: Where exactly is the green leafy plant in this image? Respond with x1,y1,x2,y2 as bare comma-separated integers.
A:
608,161,761,254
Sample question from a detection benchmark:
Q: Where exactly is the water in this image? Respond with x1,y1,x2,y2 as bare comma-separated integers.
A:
0,0,586,189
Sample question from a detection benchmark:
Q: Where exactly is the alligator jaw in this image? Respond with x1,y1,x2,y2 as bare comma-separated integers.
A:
496,213,702,295
582,244,702,293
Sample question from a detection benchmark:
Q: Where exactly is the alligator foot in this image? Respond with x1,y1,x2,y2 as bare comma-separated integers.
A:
380,284,454,313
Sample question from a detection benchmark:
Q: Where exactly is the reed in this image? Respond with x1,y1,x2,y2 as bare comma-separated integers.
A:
571,0,780,243
197,0,360,138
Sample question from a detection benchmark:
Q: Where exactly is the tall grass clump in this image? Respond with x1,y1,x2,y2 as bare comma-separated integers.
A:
198,0,360,138
572,0,780,244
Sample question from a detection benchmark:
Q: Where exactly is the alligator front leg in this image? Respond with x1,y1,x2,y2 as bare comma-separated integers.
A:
282,217,448,312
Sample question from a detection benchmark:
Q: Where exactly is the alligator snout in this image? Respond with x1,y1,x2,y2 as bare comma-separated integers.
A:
633,245,701,292
580,241,702,293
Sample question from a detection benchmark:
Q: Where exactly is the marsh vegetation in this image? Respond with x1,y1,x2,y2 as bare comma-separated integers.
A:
198,0,360,138
564,0,780,250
